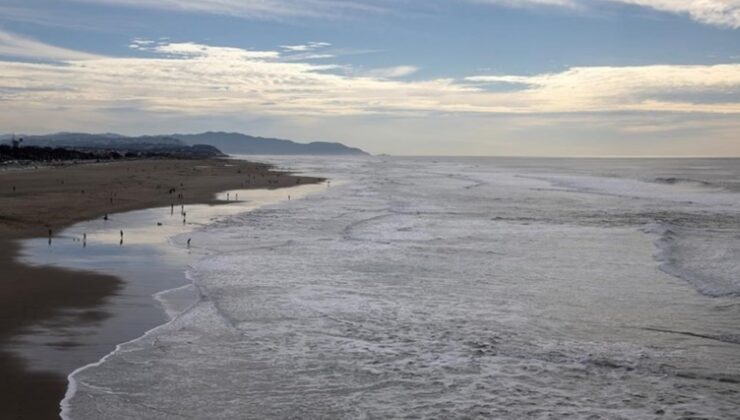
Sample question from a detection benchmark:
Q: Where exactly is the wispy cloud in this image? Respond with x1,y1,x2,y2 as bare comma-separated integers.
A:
469,0,740,28
281,42,332,52
0,29,101,61
615,0,740,28
363,65,419,78
70,0,391,20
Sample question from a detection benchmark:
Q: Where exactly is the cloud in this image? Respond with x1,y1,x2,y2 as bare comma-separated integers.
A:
467,0,578,8
0,32,737,134
468,0,740,28
363,65,419,78
281,42,332,52
0,29,101,61
69,0,391,20
466,64,740,113
615,0,740,28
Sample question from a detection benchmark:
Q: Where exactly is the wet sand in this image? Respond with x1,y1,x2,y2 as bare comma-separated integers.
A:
0,158,321,419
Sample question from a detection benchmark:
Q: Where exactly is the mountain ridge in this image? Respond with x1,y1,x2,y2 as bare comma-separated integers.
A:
172,132,368,156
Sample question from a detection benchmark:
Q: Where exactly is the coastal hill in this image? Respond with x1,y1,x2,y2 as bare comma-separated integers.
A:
173,132,368,156
0,133,224,161
1,132,368,156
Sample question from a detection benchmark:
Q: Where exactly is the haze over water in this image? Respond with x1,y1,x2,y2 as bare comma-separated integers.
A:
62,156,740,419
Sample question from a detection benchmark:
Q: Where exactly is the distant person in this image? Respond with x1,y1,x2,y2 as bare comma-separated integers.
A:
104,213,108,220
187,238,191,248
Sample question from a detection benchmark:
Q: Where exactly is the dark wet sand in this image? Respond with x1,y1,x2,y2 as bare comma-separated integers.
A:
0,158,321,419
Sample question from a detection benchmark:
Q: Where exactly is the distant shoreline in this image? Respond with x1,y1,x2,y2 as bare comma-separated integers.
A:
0,157,323,419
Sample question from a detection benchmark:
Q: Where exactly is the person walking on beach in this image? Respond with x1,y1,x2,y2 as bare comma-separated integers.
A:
187,238,191,248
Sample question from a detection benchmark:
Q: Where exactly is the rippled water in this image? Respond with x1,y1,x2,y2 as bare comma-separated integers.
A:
65,157,740,419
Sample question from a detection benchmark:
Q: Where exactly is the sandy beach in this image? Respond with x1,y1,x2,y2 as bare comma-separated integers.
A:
0,158,321,419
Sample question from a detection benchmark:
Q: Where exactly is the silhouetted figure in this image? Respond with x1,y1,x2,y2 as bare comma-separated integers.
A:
104,213,108,220
227,193,230,201
183,217,186,225
120,230,124,239
235,193,238,200
187,238,191,248
120,238,123,246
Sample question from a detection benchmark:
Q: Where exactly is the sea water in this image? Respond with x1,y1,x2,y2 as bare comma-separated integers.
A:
61,156,739,419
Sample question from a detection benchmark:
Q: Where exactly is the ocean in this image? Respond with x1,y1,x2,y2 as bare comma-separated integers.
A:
28,156,740,418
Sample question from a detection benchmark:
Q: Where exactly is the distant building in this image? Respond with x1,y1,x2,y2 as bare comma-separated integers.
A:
11,135,23,149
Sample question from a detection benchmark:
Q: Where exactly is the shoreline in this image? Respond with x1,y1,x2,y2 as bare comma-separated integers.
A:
0,158,323,419
61,264,205,420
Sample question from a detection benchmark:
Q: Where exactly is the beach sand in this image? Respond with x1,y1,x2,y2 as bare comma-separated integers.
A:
0,158,321,419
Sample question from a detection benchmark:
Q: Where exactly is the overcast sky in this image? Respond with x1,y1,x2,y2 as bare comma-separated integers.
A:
0,0,738,156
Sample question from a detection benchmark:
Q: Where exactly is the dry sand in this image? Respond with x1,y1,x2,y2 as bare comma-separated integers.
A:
0,158,321,419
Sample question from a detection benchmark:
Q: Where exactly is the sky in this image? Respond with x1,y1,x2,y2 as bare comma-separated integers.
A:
0,0,738,156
